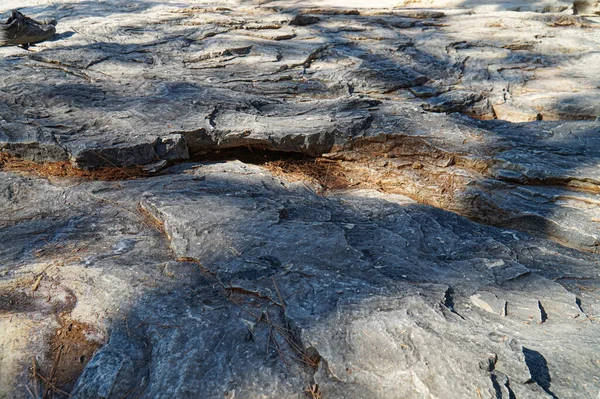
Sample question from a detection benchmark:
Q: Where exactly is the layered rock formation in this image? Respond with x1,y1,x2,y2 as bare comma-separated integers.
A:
1,1,599,398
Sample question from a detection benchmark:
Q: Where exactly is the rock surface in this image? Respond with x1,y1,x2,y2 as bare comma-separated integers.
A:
1,1,600,398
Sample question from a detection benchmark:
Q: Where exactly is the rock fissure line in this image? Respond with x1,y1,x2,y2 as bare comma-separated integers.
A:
139,198,326,388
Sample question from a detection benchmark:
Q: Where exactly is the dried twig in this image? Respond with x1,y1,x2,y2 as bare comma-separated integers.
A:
265,311,290,371
37,373,72,398
31,357,39,398
42,344,64,398
305,384,321,399
31,274,44,292
272,276,286,310
118,386,136,399
25,384,35,399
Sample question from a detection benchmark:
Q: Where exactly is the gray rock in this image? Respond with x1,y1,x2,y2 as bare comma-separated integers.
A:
409,85,441,99
1,160,599,398
1,0,600,398
0,121,68,161
422,91,484,113
471,291,507,316
574,1,600,15
289,14,321,26
18,162,590,399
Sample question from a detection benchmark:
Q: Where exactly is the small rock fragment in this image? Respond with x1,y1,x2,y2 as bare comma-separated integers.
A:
289,14,321,26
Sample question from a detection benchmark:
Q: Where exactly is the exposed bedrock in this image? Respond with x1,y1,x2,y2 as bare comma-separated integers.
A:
3,162,598,398
1,0,600,398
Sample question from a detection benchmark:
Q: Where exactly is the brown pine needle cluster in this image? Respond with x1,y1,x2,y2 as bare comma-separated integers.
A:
0,153,147,181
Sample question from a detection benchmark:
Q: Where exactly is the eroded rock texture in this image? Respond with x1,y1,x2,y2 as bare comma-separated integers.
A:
1,0,600,398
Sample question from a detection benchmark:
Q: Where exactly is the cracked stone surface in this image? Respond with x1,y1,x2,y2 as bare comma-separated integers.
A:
1,0,600,398
2,162,600,399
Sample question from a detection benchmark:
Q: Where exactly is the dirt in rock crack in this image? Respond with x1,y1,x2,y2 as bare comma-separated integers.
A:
38,314,102,395
0,152,148,181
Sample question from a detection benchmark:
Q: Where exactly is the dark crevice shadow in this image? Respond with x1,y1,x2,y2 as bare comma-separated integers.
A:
47,31,77,42
490,372,517,399
538,300,548,323
505,378,517,399
491,373,503,399
523,347,559,399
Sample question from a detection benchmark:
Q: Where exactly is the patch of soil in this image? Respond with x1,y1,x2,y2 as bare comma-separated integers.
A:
0,276,100,397
32,314,102,398
192,146,359,192
0,289,35,314
0,278,76,316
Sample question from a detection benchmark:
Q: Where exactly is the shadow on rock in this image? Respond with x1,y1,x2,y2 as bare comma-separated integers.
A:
64,161,600,398
523,347,558,399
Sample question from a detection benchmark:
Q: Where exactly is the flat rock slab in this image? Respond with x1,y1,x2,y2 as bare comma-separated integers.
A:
1,162,598,398
0,80,373,167
1,0,599,167
0,162,597,398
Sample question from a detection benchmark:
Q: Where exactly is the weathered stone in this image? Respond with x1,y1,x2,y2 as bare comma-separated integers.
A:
67,165,600,398
423,91,484,113
1,157,599,398
1,0,600,398
471,291,507,316
289,14,321,26
0,122,68,162
574,0,600,15
409,85,441,98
